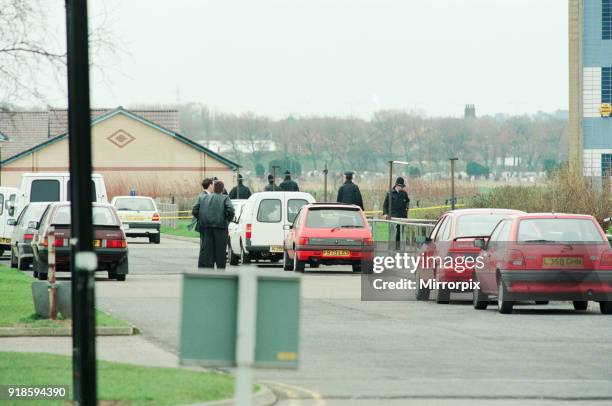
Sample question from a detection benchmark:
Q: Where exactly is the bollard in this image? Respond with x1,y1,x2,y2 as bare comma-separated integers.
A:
48,226,57,320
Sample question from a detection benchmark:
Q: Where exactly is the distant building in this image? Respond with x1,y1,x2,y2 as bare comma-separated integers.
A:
569,0,612,176
464,104,476,118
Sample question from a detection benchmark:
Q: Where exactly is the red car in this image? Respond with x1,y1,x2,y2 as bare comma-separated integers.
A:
472,213,612,314
416,208,524,303
283,203,374,272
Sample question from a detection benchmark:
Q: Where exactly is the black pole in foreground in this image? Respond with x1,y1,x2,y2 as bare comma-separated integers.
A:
66,0,97,404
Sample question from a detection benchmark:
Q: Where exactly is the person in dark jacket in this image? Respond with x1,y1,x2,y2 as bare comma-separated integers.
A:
229,174,252,199
382,177,410,248
192,181,235,269
188,178,213,231
212,177,228,195
264,174,281,191
279,170,299,191
336,171,364,209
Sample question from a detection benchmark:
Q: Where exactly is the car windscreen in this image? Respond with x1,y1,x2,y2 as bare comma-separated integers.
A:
306,209,365,228
114,198,156,212
455,214,508,238
517,218,605,243
52,206,118,226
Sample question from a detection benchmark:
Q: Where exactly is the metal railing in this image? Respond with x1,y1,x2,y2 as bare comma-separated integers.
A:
156,202,179,228
368,217,436,252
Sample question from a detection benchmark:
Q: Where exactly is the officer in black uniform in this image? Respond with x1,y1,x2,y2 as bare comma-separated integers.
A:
279,170,299,191
229,174,252,199
264,174,281,191
336,171,364,209
382,177,410,248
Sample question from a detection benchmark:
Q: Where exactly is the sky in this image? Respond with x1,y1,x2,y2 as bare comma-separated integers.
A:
50,0,568,118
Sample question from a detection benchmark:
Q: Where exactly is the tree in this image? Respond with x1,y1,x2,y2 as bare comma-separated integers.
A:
466,161,490,178
255,162,265,177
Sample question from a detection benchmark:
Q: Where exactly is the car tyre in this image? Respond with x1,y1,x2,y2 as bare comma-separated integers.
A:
415,268,430,301
599,301,612,314
10,249,18,268
293,252,305,272
351,263,361,273
497,280,513,314
116,274,127,282
228,244,240,266
37,271,48,281
149,234,161,244
473,281,488,310
17,256,29,271
573,301,588,311
310,263,320,269
283,250,293,271
436,288,450,304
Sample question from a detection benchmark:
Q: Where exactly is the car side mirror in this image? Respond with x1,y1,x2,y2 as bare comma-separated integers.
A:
27,221,39,230
283,224,292,230
474,238,486,249
7,219,17,226
415,235,432,244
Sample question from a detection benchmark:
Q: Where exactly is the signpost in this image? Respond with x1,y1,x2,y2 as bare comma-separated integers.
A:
180,270,300,405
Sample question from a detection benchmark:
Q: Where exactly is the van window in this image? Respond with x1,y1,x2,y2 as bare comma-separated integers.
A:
287,199,309,223
31,180,60,202
67,180,97,202
0,194,4,215
257,199,282,223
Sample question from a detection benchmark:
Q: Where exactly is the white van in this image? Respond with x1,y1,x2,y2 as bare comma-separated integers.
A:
16,173,108,206
0,186,20,255
228,191,315,264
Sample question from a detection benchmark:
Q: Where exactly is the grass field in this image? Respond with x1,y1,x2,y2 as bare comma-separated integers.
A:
160,219,198,238
0,352,235,406
0,266,128,328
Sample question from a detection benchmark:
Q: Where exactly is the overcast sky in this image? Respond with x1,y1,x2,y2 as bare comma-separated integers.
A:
64,0,569,118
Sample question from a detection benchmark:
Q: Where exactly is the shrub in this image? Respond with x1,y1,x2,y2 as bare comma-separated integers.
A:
466,161,490,178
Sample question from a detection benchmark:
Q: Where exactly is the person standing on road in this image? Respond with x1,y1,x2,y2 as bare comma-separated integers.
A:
336,171,364,209
264,174,281,191
382,177,410,248
279,170,299,191
229,174,252,199
188,178,213,232
212,177,228,195
192,181,235,269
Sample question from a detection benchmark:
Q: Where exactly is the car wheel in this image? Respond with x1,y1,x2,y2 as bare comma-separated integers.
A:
17,256,29,271
10,249,18,268
572,301,588,311
293,252,305,272
535,301,549,305
283,250,293,271
351,263,361,273
149,234,161,244
37,271,48,281
497,280,513,314
116,274,126,282
599,301,612,314
228,244,240,266
436,287,450,304
108,272,117,280
415,268,430,301
473,281,488,310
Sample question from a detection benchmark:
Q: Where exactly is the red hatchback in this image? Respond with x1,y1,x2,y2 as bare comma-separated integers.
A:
283,203,373,272
472,213,612,314
416,208,524,303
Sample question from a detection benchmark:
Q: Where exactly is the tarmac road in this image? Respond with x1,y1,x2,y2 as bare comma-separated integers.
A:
8,235,612,405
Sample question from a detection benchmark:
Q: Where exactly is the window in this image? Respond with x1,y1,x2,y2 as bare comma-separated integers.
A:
67,180,97,202
602,67,612,104
455,214,509,238
257,199,282,223
517,219,605,243
31,180,60,202
0,194,4,216
604,0,612,40
52,206,119,226
435,216,451,242
22,204,48,225
287,199,308,223
602,153,612,177
114,198,156,211
305,209,365,228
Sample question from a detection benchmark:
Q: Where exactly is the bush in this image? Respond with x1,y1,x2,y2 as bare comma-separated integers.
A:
408,166,421,178
466,161,490,178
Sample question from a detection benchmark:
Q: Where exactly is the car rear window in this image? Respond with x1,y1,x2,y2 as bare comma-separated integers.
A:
52,206,118,226
455,214,508,238
288,199,309,222
257,199,282,223
31,180,60,202
114,198,156,212
306,209,365,228
517,218,605,243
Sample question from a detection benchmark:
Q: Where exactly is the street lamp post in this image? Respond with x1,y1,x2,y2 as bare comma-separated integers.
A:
323,164,328,202
450,158,458,210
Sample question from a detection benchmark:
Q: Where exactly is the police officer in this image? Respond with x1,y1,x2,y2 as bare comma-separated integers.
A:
336,171,364,209
229,174,252,199
382,177,410,248
279,170,300,191
264,174,281,191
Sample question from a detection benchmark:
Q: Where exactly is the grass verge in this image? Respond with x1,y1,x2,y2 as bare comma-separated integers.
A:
0,266,128,329
0,352,234,406
160,219,198,238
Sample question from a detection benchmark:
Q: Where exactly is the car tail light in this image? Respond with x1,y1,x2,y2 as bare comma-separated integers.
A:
152,212,160,222
363,237,374,246
24,234,33,241
506,249,525,269
42,237,64,247
600,250,612,267
106,239,127,248
298,237,309,245
246,224,252,239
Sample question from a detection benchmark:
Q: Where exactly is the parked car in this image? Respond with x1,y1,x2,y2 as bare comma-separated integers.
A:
9,202,50,270
0,186,19,255
31,202,129,281
283,203,374,272
416,208,525,303
111,196,161,244
229,192,315,264
472,213,612,314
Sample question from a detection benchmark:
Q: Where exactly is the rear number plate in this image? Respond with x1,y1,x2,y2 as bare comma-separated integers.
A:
0,238,10,244
323,249,350,257
543,257,583,267
270,245,283,253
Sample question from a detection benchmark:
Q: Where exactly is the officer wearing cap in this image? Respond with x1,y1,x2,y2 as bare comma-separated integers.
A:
229,174,252,199
336,171,364,209
383,177,410,248
264,174,281,191
279,170,300,191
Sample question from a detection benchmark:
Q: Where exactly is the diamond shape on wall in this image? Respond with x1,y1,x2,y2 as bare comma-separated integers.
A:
107,130,135,148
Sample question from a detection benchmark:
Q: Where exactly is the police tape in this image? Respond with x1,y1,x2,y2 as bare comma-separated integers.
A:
363,204,465,215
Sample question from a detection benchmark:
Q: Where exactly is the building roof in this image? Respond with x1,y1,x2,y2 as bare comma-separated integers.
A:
1,107,240,170
0,107,181,160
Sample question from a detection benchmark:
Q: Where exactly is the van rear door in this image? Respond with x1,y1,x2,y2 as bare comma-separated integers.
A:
251,194,284,251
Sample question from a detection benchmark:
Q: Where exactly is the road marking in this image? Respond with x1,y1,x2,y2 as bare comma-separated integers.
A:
259,380,326,406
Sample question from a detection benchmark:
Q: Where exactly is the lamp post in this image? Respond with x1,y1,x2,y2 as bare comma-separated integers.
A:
323,164,328,202
450,158,458,210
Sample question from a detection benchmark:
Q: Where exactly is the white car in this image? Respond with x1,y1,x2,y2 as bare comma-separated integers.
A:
228,191,315,265
111,196,161,244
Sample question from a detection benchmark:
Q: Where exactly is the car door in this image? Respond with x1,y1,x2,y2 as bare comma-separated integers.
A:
420,215,449,280
479,219,510,293
251,196,284,249
285,209,304,258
